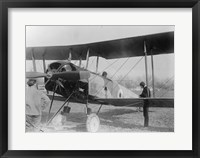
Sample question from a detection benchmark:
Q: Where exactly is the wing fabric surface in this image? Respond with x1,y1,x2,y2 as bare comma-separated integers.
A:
96,98,174,108
26,31,174,60
49,95,174,108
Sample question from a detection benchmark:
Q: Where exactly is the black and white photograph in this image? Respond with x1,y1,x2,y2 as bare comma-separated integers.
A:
25,25,174,133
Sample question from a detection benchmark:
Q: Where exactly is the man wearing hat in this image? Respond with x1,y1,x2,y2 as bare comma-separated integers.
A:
26,78,50,131
139,81,151,127
139,81,151,98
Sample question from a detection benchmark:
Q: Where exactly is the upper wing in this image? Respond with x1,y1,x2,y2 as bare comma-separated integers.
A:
26,31,174,60
95,98,174,108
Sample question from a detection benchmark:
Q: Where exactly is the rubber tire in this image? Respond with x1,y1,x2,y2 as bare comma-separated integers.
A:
86,113,100,132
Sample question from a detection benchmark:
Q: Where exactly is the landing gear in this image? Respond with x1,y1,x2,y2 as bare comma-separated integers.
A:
84,80,100,132
46,92,74,126
85,101,100,132
85,104,103,132
86,107,92,115
86,113,100,132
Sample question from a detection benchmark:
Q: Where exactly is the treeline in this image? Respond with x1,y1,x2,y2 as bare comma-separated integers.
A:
115,76,174,91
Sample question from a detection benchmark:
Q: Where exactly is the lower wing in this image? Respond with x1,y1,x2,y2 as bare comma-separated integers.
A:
95,98,174,108
48,95,173,108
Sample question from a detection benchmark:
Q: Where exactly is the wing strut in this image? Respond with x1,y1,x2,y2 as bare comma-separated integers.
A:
144,41,149,127
31,49,37,72
68,50,72,61
144,41,149,94
96,56,99,73
48,84,58,119
79,57,82,67
151,50,155,97
86,49,90,69
42,56,46,73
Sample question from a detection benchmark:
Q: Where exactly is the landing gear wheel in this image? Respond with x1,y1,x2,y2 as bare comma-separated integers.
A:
86,113,100,132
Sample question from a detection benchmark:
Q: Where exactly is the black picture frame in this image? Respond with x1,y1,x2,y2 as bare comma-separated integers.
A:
0,0,199,158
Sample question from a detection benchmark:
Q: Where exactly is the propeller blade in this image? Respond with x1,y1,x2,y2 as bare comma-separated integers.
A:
26,72,47,78
26,71,90,81
51,71,90,81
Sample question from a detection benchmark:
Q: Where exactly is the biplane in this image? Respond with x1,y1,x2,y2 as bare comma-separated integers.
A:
26,31,174,132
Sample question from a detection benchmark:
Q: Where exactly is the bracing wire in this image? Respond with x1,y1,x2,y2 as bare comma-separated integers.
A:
103,59,119,71
94,57,130,97
117,56,144,85
159,84,174,98
154,75,174,97
109,58,130,80
111,56,144,91
84,58,121,84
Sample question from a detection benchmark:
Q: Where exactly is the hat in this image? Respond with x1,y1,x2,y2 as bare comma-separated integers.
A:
140,81,145,87
27,78,36,86
102,71,108,77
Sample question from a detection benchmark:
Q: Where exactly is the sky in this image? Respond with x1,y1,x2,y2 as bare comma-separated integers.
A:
26,26,174,82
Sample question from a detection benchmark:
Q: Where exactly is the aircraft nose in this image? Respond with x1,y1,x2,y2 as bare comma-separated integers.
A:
79,71,90,80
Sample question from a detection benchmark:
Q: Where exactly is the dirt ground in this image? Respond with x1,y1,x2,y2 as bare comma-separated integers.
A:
26,100,174,133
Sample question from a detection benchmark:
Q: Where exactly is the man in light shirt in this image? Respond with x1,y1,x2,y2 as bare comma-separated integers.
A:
26,78,50,131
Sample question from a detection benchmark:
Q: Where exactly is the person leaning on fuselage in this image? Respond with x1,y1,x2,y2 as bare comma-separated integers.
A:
25,78,50,131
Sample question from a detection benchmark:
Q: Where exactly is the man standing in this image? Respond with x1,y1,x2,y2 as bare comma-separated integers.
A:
139,81,151,127
139,81,151,98
26,78,50,131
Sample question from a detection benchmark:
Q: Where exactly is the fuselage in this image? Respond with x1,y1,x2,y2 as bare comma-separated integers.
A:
45,61,138,104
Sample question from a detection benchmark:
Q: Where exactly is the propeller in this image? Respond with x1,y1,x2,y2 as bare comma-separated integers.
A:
26,72,47,78
26,70,90,116
26,71,90,81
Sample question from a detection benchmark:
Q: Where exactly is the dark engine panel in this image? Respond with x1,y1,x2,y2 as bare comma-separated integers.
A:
45,61,89,102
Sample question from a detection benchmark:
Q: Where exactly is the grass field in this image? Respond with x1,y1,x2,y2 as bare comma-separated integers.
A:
33,100,174,133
